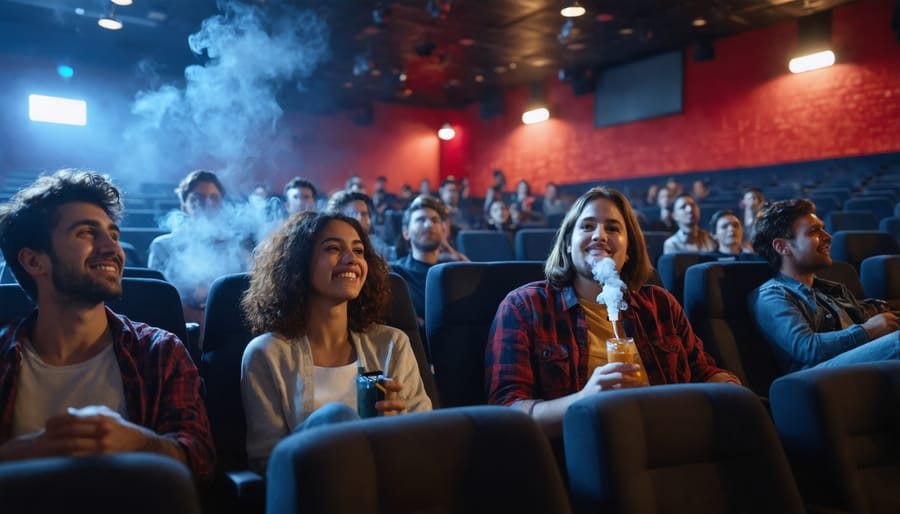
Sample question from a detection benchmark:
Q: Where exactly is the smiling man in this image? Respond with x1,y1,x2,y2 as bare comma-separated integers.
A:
0,170,214,481
486,187,738,437
749,199,899,372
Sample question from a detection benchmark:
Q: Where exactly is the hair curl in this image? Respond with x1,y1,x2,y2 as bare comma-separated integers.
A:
0,169,122,299
545,186,651,291
241,212,390,337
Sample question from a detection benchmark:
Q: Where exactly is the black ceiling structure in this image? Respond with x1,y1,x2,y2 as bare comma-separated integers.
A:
0,0,860,113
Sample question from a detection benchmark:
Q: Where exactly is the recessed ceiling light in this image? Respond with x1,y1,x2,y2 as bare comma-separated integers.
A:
74,7,85,15
567,42,586,50
370,69,382,76
596,13,613,22
403,88,413,97
147,10,167,22
459,37,476,46
692,18,707,27
474,74,485,82
560,2,586,18
111,0,132,6
529,57,553,67
508,62,518,70
494,65,507,73
98,17,123,30
619,27,634,35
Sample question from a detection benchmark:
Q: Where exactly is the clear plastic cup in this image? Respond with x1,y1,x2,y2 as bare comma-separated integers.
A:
606,337,650,386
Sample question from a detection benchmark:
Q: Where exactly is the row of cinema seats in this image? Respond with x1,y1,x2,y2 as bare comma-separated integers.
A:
0,256,897,513
2,364,898,514
456,228,671,268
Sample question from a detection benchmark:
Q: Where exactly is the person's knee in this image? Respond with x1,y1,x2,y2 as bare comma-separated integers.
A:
302,402,359,429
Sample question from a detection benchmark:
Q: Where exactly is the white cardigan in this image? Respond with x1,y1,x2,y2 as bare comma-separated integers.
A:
240,324,432,473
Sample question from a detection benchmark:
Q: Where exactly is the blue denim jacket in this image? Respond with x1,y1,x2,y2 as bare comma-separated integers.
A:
748,273,869,372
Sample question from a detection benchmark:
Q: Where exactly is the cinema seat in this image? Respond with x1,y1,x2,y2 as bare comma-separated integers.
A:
565,384,805,514
770,362,900,514
267,406,572,514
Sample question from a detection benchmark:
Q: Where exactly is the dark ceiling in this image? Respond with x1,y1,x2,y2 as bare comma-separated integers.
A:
0,0,858,112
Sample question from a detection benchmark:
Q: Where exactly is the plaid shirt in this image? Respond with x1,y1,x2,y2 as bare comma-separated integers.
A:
487,280,727,406
0,307,215,481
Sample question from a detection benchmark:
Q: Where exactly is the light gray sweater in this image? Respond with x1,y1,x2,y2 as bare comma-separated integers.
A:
240,324,432,472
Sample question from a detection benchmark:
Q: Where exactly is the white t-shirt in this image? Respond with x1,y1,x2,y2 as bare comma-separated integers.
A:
11,342,127,437
311,361,358,411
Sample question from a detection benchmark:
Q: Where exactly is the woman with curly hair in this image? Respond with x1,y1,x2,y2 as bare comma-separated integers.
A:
240,211,431,473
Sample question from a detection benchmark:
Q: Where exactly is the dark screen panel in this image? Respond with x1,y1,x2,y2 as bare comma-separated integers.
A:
594,50,684,128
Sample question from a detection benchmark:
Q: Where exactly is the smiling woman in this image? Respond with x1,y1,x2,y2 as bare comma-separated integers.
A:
239,211,432,474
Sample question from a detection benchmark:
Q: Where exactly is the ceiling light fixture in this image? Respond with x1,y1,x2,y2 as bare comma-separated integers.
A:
98,16,123,30
692,18,707,27
438,123,455,140
111,0,133,6
560,1,586,18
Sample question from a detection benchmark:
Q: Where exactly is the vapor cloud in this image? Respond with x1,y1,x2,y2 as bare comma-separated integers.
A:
122,0,330,184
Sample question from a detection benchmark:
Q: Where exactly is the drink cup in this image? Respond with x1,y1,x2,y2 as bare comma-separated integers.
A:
357,370,386,418
606,338,650,386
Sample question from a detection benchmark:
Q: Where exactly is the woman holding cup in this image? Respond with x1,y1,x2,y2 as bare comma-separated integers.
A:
240,211,431,474
486,187,739,436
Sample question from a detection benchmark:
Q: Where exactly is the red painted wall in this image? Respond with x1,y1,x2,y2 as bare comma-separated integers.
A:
452,0,900,196
1,0,897,200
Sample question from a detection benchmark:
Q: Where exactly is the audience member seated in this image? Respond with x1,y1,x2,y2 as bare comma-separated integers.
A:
512,179,543,225
486,187,740,437
147,170,252,334
645,186,677,234
344,174,365,194
390,196,467,328
485,199,519,245
542,182,569,219
240,211,431,474
438,176,472,232
283,177,318,215
0,170,214,481
325,190,393,261
749,199,899,373
398,183,415,210
663,193,718,254
483,168,512,214
709,208,754,256
741,187,765,239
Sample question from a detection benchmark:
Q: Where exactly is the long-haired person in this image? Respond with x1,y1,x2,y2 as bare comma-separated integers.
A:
240,212,431,473
486,187,739,436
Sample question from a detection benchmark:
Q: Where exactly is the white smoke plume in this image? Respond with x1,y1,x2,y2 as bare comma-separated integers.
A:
121,0,330,184
592,257,628,321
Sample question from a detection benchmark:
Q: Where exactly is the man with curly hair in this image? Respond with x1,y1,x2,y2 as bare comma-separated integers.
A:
749,199,899,372
0,170,214,481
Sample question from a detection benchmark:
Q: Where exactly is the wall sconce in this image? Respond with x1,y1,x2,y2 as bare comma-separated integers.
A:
438,123,456,140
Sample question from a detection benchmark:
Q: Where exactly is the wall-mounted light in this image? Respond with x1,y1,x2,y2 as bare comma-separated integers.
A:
789,50,835,73
438,123,456,140
111,0,133,6
522,108,549,125
790,11,834,73
560,1,585,18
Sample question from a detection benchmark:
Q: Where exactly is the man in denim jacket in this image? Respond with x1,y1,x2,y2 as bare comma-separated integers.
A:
749,199,899,372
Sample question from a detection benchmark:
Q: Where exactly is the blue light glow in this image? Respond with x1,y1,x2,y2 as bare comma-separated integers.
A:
57,65,74,78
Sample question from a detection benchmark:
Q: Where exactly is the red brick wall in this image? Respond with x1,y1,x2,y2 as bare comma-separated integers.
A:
454,0,900,196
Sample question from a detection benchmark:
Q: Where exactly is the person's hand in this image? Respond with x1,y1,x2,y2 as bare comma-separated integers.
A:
705,371,742,385
862,312,900,340
0,406,154,461
65,406,160,454
579,362,648,398
375,378,408,416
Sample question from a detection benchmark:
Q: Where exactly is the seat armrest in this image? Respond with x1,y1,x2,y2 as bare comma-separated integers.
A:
225,469,264,499
185,322,201,367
